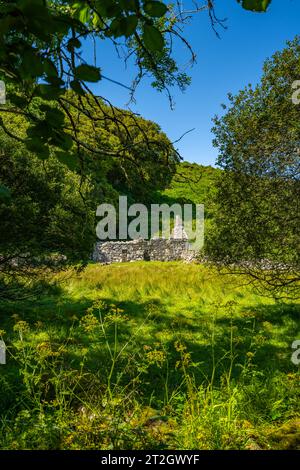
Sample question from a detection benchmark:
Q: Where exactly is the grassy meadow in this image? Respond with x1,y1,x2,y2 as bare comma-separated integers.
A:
0,262,299,449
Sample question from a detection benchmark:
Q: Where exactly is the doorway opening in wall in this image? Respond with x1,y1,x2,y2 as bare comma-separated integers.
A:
121,249,127,262
143,250,151,261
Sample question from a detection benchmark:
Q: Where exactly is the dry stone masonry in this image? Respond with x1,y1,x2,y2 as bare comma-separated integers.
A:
92,216,197,264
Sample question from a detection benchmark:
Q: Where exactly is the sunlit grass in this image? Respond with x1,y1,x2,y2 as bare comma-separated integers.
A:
0,262,299,449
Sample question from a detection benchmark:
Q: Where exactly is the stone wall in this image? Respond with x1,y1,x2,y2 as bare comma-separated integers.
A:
92,238,195,264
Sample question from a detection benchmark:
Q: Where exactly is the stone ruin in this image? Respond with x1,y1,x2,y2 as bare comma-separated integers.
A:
92,215,196,264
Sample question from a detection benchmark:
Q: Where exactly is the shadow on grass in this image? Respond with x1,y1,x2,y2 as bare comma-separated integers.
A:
0,281,299,407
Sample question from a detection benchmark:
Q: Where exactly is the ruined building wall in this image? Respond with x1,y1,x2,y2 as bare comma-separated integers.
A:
92,238,195,264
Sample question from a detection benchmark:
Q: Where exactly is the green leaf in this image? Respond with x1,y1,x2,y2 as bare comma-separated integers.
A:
74,64,101,82
45,75,65,87
143,24,164,51
144,1,168,17
106,2,122,17
72,3,90,23
25,138,50,160
94,0,109,17
43,59,58,79
47,13,72,37
18,0,49,19
44,108,65,128
19,0,45,11
92,12,104,29
238,0,272,12
123,15,138,37
8,93,28,108
67,37,82,51
55,151,78,171
79,6,90,23
50,131,73,151
39,104,53,113
27,121,52,139
35,84,64,100
119,0,139,12
109,15,138,38
94,0,118,14
108,18,123,38
20,48,44,79
70,80,86,96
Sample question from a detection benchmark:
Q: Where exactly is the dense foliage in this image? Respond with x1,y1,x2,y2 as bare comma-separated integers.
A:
0,97,178,289
0,132,95,272
209,37,300,296
0,0,277,282
0,0,193,162
0,0,273,163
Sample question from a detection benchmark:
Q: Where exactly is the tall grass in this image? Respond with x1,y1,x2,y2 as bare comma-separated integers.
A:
0,262,299,449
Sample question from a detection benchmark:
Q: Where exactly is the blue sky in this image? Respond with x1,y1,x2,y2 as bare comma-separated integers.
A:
84,0,300,166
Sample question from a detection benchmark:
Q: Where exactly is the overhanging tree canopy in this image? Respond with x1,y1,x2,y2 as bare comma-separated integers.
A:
0,0,273,165
208,37,300,298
